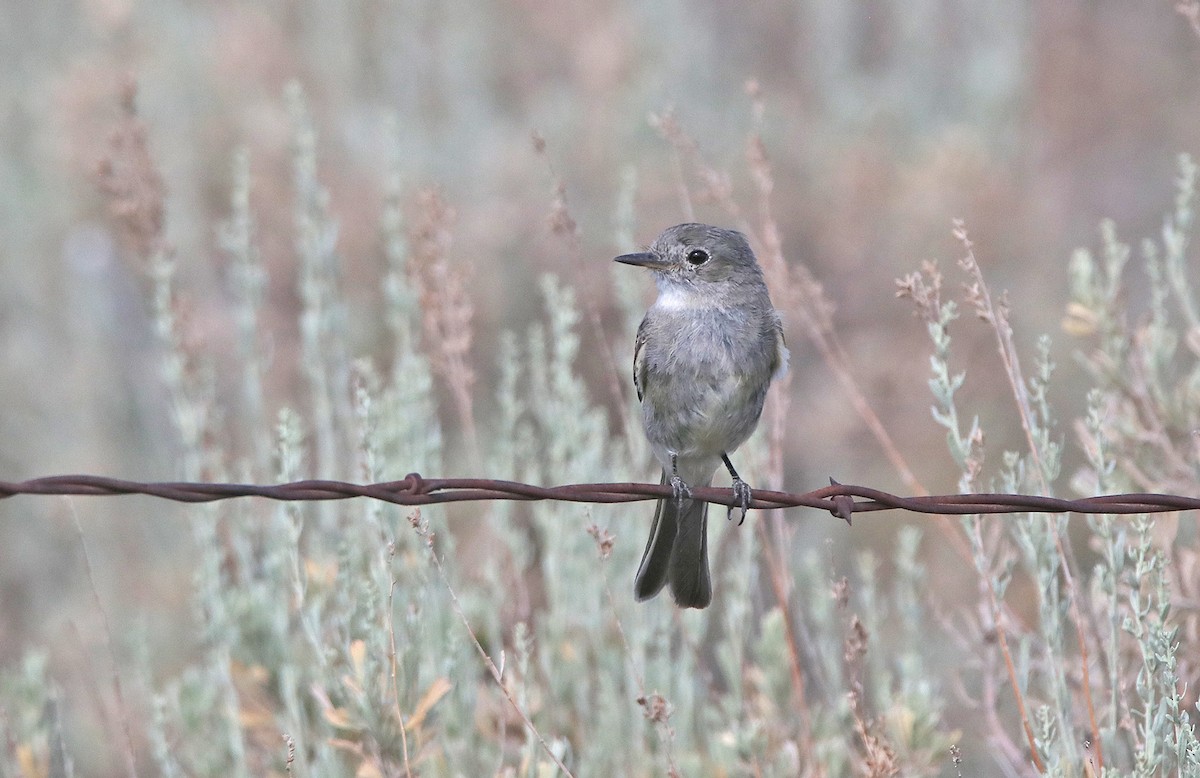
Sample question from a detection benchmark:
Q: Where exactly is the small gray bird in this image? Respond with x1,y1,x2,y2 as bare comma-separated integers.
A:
616,223,788,608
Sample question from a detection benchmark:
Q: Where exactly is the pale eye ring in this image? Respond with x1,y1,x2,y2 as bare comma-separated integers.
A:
686,248,709,265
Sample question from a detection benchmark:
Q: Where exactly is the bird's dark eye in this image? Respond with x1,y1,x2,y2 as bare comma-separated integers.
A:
686,248,709,265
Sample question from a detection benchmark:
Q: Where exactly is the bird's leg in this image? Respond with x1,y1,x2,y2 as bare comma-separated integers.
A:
721,453,752,525
669,453,691,507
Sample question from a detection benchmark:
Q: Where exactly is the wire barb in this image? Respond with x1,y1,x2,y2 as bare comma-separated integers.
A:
0,473,1197,519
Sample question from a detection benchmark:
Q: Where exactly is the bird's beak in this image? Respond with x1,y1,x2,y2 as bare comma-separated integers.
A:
614,251,669,269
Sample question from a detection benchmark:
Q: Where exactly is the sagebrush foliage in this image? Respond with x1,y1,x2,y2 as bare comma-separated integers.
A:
2,96,1199,778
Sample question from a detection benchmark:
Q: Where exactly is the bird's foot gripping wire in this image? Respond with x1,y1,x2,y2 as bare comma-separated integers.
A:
721,453,752,525
728,477,752,525
669,454,692,507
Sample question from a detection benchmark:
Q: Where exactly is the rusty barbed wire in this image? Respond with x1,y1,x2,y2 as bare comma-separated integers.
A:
0,473,1197,522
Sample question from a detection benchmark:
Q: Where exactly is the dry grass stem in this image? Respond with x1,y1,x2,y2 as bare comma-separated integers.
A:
409,509,574,777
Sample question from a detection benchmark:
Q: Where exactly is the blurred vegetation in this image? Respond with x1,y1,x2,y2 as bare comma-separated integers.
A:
2,1,1200,775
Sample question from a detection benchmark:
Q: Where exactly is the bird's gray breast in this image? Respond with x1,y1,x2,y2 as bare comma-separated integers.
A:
637,306,774,459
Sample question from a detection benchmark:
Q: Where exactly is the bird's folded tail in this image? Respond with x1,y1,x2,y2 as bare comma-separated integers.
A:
633,473,712,609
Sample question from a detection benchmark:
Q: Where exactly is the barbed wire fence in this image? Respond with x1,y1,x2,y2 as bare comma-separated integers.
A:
2,472,1197,520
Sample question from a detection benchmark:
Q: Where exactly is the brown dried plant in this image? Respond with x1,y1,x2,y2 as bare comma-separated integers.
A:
954,220,1103,770
95,75,167,264
407,188,479,463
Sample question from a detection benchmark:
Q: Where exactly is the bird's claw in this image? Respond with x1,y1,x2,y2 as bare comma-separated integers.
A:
728,477,752,525
669,474,691,507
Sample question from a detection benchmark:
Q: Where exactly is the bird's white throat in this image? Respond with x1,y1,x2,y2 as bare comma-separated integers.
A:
653,284,707,311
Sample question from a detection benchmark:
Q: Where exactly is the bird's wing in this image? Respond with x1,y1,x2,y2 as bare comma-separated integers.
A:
633,317,649,402
771,317,790,381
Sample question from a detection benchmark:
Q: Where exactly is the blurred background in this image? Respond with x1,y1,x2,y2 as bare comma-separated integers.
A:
1,0,1199,774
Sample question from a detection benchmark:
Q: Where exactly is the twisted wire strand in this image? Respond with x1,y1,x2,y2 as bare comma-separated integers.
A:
1,473,1196,522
